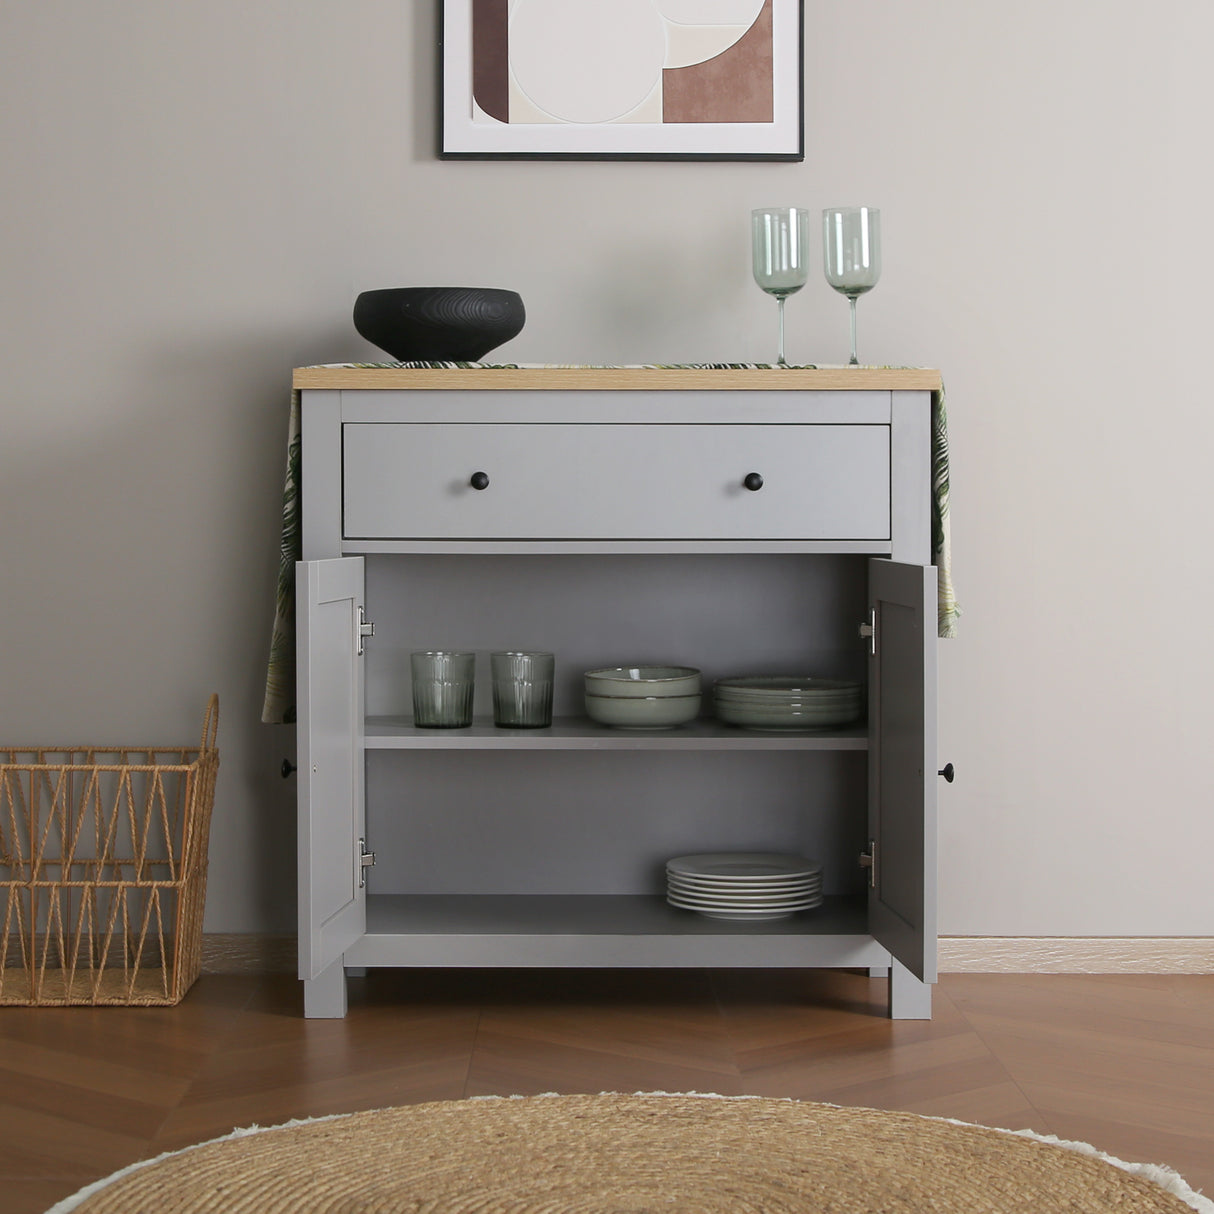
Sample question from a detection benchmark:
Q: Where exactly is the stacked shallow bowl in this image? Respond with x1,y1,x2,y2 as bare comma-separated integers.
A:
666,852,824,921
712,676,863,731
584,666,701,729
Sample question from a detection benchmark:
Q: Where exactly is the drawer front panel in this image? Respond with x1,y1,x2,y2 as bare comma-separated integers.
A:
342,424,890,541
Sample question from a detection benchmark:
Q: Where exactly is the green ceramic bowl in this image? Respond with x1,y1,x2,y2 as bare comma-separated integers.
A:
584,666,701,699
585,692,701,729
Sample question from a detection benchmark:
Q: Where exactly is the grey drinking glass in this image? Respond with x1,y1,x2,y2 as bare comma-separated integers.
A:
822,207,881,366
491,651,554,728
411,650,476,727
751,207,810,366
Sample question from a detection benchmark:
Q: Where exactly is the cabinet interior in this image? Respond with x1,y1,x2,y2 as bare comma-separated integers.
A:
361,552,871,902
366,749,867,898
363,552,869,718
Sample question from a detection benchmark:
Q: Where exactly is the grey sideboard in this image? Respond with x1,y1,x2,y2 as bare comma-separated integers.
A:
294,366,942,1020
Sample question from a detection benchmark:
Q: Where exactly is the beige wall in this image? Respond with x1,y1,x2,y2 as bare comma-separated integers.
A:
2,2,1211,936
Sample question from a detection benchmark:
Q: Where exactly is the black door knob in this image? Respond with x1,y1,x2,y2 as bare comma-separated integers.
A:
938,763,955,782
469,471,490,490
281,759,296,779
743,472,764,491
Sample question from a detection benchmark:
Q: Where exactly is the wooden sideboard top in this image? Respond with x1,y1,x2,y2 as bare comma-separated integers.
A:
292,366,943,392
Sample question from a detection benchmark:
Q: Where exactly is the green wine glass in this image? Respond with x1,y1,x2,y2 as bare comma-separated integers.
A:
752,207,810,366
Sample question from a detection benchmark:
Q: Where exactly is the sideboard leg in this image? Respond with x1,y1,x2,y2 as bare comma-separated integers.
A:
303,959,348,1019
888,958,933,1020
868,965,890,979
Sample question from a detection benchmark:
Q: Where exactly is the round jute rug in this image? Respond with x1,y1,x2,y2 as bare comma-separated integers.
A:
49,1092,1210,1214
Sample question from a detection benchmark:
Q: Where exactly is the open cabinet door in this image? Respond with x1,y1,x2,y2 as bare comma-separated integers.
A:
867,559,938,983
297,557,367,980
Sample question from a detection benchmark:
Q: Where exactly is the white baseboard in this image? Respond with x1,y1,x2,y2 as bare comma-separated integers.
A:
939,936,1214,974
201,934,1214,976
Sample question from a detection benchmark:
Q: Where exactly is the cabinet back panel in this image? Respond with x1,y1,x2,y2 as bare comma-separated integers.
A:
364,750,866,897
364,554,868,718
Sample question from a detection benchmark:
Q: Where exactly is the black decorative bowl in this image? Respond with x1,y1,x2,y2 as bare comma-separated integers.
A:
353,287,525,362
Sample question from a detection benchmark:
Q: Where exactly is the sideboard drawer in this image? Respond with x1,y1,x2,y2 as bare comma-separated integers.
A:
342,423,890,541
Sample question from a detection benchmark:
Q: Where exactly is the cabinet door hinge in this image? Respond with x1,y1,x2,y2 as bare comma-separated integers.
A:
858,839,877,888
357,837,376,889
357,606,375,656
859,609,876,655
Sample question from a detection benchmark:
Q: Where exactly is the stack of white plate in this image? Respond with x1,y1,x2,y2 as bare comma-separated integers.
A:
665,852,824,921
712,676,863,731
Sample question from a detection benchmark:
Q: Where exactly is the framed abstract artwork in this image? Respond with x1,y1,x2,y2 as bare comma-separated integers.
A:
440,0,804,161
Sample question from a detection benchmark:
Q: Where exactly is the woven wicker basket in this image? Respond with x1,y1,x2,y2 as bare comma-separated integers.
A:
0,695,219,1006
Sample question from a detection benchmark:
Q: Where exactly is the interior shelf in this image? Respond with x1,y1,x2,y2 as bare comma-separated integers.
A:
344,894,886,970
364,716,869,751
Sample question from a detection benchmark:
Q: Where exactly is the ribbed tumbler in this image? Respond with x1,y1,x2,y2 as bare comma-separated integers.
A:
491,651,554,728
411,651,476,727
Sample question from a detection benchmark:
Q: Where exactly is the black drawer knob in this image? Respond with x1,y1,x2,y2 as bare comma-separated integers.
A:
281,759,296,779
469,471,490,490
743,472,764,491
938,763,955,783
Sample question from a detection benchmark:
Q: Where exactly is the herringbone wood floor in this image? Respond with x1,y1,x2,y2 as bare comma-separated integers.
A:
1,969,1211,1212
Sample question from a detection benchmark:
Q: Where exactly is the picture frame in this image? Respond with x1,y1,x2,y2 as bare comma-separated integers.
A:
439,0,804,161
